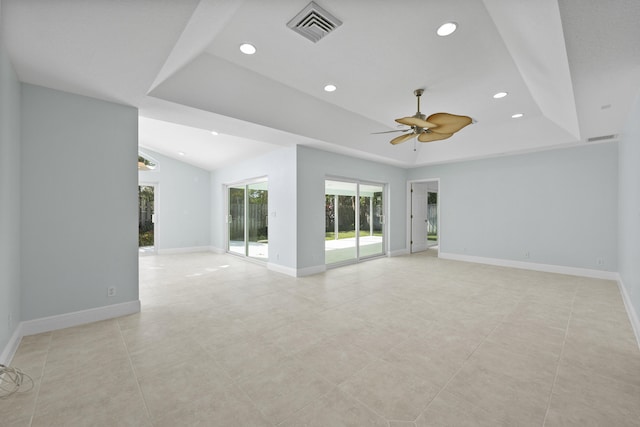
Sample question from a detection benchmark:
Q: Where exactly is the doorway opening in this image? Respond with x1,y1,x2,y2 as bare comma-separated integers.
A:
325,179,385,266
427,184,439,247
410,179,439,254
227,179,268,260
138,184,156,253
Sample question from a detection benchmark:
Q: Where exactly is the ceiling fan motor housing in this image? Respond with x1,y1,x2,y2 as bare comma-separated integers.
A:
414,112,427,133
390,88,472,145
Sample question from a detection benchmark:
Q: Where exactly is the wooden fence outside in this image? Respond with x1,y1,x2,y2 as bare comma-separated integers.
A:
229,203,268,241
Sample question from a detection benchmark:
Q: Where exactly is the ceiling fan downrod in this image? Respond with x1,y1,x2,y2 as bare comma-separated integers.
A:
413,89,427,134
414,88,424,114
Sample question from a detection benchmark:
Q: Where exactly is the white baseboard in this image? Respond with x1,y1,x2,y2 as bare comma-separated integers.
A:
20,300,141,337
267,263,298,277
296,264,327,277
437,252,639,348
157,246,212,255
0,326,23,366
438,252,619,281
208,246,225,254
617,275,640,350
411,244,429,253
389,248,410,257
0,300,140,366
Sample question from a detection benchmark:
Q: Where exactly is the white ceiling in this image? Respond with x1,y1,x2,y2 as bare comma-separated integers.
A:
3,0,639,170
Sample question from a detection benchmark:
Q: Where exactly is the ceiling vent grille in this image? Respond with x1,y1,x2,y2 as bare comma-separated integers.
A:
587,134,618,142
287,1,342,43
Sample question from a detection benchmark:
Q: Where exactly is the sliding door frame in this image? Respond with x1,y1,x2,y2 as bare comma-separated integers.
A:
225,176,268,261
325,176,387,267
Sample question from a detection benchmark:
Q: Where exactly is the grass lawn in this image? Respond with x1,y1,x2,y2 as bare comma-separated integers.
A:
325,230,383,240
139,231,154,247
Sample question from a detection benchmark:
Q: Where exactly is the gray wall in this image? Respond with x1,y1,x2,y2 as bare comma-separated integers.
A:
0,14,22,352
408,143,618,272
618,92,640,321
138,148,211,251
296,146,408,270
20,84,139,320
210,146,297,269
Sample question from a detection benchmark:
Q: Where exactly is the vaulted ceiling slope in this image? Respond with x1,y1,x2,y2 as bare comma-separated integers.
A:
3,0,639,170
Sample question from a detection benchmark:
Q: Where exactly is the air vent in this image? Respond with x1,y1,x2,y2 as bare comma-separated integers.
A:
287,1,342,43
587,134,618,142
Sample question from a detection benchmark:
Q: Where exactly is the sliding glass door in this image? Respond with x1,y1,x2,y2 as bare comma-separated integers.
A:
325,181,357,264
228,184,246,256
227,179,268,260
325,179,385,265
359,183,384,258
247,181,268,259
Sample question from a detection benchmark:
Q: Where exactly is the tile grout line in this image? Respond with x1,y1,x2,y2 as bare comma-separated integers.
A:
231,379,276,427
409,287,527,424
116,318,153,425
276,335,387,425
273,379,336,427
27,332,53,427
318,350,395,424
336,383,395,425
411,318,504,424
541,284,579,427
197,339,276,427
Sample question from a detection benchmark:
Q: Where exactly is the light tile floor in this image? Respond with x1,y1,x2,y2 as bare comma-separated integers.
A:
3,250,640,426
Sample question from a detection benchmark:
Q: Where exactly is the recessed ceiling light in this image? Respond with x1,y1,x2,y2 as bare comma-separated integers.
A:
324,84,337,92
493,92,508,99
239,43,256,55
178,151,185,156
511,113,524,119
437,22,457,37
210,130,219,135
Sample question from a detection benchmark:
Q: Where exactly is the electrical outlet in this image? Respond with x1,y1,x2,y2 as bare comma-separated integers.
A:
524,251,530,259
596,258,604,266
107,287,116,297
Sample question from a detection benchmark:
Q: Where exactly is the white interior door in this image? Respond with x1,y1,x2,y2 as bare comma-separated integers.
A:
411,182,429,253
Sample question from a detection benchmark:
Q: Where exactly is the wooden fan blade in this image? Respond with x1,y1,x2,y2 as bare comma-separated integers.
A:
395,117,437,128
390,133,416,145
426,113,473,134
417,131,453,143
371,128,411,134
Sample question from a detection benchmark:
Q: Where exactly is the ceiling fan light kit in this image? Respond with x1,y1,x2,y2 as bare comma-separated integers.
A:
388,88,473,145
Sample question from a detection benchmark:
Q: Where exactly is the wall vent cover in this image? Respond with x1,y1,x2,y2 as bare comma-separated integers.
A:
587,134,618,142
287,1,342,43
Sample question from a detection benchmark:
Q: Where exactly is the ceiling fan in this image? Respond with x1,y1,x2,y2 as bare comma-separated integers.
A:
376,89,473,145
